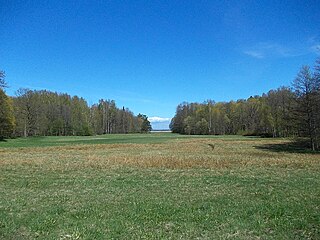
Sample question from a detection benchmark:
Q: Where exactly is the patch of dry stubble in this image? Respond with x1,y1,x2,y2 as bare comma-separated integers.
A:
1,138,319,170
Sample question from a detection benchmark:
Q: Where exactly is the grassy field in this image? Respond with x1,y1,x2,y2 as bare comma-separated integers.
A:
0,133,248,148
0,133,319,239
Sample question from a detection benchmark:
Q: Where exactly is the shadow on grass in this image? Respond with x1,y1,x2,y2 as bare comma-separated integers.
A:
0,138,7,142
254,139,320,154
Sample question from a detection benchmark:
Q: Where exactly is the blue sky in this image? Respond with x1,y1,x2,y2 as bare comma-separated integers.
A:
1,0,319,129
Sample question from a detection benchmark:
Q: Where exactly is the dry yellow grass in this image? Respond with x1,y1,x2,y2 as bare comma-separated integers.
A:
1,138,319,171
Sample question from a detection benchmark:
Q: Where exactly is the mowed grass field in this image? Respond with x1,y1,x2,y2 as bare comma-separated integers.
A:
0,133,319,239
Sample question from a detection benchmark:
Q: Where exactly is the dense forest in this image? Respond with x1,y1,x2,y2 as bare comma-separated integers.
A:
170,58,320,150
0,75,152,138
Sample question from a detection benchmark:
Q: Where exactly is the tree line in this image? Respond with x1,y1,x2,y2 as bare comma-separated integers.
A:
0,76,151,139
170,58,320,151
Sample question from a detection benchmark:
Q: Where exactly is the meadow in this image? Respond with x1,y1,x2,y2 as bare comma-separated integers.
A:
0,133,319,239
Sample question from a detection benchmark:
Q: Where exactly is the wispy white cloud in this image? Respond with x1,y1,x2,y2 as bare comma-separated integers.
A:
243,50,264,59
149,116,171,123
242,40,320,59
243,42,294,59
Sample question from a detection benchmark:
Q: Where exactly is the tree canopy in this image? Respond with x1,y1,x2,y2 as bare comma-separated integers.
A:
0,72,15,139
170,58,320,150
0,68,151,139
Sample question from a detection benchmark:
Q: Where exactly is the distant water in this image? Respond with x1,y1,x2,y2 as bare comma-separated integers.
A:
151,121,170,130
150,130,171,133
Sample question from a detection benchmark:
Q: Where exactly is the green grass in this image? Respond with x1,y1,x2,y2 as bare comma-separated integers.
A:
0,134,319,239
0,133,253,148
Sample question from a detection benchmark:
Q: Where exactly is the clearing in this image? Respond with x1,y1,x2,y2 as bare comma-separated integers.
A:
0,133,319,239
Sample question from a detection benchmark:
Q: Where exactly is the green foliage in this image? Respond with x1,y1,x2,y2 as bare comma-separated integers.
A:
138,114,152,133
183,116,196,134
0,89,15,139
196,118,209,135
11,90,147,137
171,96,275,136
